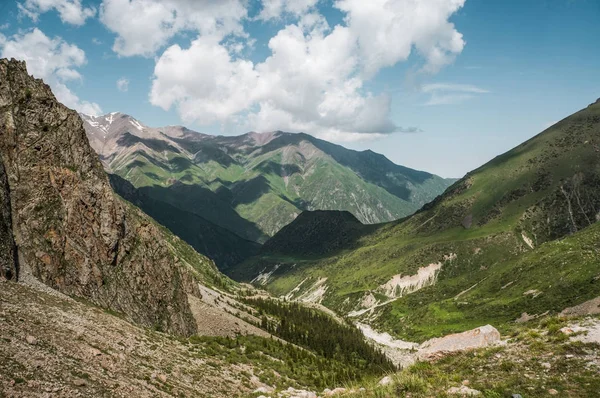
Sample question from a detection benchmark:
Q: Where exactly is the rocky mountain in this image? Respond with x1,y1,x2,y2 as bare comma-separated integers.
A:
231,98,600,342
2,58,598,398
81,112,454,246
0,58,234,336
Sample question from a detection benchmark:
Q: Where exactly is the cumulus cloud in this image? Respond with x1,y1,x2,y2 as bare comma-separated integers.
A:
99,0,248,57
0,28,102,115
18,0,96,26
145,0,467,141
336,0,466,77
257,0,320,21
116,77,129,92
422,83,489,105
150,5,442,141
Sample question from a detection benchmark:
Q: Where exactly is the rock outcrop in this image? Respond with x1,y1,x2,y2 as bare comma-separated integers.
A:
0,58,209,335
0,155,17,280
419,325,501,359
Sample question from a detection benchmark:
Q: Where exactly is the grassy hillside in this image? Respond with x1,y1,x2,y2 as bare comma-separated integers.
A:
83,116,455,245
231,98,600,341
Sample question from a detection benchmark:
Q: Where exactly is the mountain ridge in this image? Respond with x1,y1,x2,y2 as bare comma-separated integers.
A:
82,111,455,268
232,97,600,342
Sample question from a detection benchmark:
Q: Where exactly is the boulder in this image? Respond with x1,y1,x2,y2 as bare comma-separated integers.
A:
447,386,481,396
378,376,392,386
419,325,501,359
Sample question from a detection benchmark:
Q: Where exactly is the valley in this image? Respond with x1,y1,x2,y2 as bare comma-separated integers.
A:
81,111,454,269
1,56,599,398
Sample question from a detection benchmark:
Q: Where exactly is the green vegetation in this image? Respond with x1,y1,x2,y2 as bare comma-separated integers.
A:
91,118,454,249
347,316,600,398
187,334,385,391
234,99,600,342
244,298,395,375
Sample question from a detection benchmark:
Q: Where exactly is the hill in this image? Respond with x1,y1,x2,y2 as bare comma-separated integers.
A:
81,112,454,245
260,210,374,257
232,98,600,342
0,58,406,397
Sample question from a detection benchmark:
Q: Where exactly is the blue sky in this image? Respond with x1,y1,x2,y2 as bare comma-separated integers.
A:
0,0,599,177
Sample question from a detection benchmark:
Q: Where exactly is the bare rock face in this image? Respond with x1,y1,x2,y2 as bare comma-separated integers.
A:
0,58,202,335
0,154,17,280
418,325,501,360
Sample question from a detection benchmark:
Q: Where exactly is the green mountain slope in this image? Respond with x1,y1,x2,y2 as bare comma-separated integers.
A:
82,114,454,245
231,98,600,341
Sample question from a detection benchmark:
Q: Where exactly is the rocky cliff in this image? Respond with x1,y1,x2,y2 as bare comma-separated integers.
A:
0,154,17,280
0,58,211,336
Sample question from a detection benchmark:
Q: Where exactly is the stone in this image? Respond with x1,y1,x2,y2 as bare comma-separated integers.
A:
548,389,558,395
0,157,16,281
89,347,102,357
378,375,392,385
73,379,87,387
419,325,501,359
541,362,551,370
26,335,37,345
447,385,481,396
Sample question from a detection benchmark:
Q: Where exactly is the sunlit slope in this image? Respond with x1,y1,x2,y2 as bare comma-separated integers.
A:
231,98,600,341
83,114,454,241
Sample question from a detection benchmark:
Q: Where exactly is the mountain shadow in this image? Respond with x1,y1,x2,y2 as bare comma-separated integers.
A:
110,175,260,270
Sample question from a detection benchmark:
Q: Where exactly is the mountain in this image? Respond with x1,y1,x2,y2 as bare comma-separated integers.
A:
0,58,233,336
108,174,260,269
231,98,600,342
260,210,377,258
81,112,454,244
0,58,409,397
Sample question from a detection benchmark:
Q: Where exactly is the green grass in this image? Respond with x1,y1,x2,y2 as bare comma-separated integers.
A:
346,316,600,398
233,100,600,342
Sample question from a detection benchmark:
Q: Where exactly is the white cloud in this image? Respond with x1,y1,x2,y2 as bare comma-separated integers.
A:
336,0,466,77
422,83,489,94
92,37,102,45
422,82,489,106
0,24,10,30
99,0,248,57
257,0,320,21
150,0,466,141
0,28,102,115
116,77,129,92
18,0,96,26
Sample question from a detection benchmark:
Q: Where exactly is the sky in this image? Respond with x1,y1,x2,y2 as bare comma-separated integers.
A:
0,0,599,178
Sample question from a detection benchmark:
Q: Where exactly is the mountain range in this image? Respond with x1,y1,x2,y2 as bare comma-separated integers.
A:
231,97,600,342
81,112,455,268
2,57,600,397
